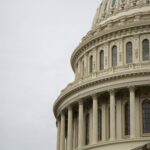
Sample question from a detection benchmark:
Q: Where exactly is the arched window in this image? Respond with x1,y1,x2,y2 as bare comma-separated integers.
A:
112,46,117,67
142,100,150,133
124,102,130,135
85,113,90,145
126,42,133,64
98,109,102,141
100,50,104,70
142,39,150,61
112,0,116,7
89,55,93,73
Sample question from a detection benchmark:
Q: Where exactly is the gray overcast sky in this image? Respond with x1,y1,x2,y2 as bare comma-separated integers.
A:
0,0,100,150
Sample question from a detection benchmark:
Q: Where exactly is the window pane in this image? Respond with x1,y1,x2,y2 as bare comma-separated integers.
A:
142,39,149,61
143,100,150,133
100,50,104,70
112,46,117,67
90,55,93,73
112,0,116,7
126,42,133,64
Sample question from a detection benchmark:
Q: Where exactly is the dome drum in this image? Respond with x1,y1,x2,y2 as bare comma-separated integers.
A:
54,0,150,150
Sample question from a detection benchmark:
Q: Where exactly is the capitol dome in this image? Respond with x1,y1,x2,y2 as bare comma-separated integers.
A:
54,0,150,150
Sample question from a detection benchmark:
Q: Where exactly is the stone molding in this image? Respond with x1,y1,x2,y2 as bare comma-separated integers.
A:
53,70,150,117
71,14,150,72
76,138,150,150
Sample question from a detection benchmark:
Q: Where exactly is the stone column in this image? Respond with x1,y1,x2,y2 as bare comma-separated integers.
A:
57,119,61,150
110,90,116,141
60,113,65,150
78,101,84,147
102,102,107,142
129,86,136,138
67,106,73,150
92,94,98,144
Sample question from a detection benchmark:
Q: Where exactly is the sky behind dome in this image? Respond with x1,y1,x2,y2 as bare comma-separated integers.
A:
0,0,100,149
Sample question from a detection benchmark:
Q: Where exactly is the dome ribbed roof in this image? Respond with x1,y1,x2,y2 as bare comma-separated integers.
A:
92,0,150,29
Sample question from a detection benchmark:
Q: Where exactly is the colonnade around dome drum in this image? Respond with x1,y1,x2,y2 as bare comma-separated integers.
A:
54,1,150,150
56,86,150,150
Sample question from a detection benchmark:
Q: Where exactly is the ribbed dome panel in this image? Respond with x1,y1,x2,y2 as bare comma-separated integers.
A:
92,0,150,29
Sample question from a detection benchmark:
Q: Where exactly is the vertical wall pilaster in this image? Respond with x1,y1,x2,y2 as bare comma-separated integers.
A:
119,39,123,66
85,53,88,77
105,43,109,69
93,48,97,76
133,35,140,63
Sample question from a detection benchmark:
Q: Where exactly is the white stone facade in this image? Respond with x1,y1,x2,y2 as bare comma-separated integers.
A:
53,0,150,150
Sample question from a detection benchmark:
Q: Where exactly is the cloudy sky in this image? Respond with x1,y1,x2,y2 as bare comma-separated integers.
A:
0,0,100,149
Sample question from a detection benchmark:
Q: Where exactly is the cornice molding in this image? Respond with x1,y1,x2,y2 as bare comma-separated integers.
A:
53,68,150,116
71,13,150,72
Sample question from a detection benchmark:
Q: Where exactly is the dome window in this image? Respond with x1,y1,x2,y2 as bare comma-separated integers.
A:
89,55,93,73
112,46,117,67
100,50,104,70
126,42,133,64
112,0,116,7
142,39,150,61
142,100,150,133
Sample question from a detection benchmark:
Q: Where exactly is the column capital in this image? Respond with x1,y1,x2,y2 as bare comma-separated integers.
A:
79,100,83,105
92,93,98,99
129,86,135,92
109,89,115,95
68,105,72,111
61,111,65,116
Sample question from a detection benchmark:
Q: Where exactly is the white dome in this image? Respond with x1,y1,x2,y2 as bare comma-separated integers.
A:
54,1,150,150
92,0,150,29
